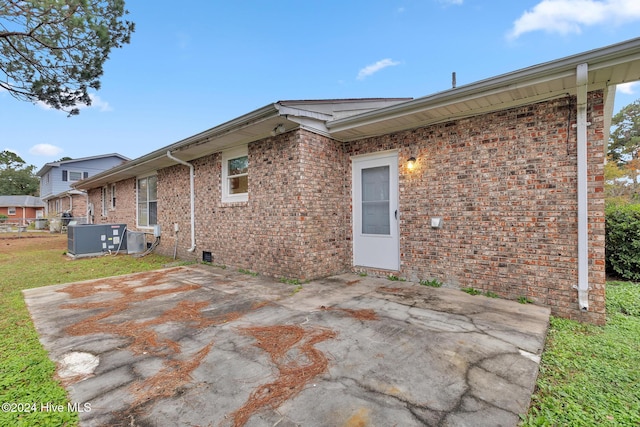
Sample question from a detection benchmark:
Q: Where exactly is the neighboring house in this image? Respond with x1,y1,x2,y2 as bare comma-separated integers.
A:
36,154,129,221
74,38,640,325
0,195,45,225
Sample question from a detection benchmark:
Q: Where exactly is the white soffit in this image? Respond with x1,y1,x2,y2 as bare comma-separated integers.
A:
327,37,640,141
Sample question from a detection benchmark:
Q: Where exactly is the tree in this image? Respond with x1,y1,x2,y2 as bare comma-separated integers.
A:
609,99,640,166
607,98,640,203
0,0,134,116
0,150,39,195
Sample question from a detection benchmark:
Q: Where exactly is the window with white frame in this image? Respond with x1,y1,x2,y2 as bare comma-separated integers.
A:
137,175,157,227
101,186,108,216
7,207,16,215
221,146,248,203
62,170,87,182
110,184,116,209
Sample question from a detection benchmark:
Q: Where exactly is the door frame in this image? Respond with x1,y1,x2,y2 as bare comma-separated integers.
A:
351,150,400,271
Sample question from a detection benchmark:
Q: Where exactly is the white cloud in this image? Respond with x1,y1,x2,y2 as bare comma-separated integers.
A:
357,59,401,80
36,92,112,112
87,93,112,112
508,0,640,39
617,81,639,95
29,144,63,157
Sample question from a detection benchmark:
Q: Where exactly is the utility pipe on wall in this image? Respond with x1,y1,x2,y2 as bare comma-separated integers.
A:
574,63,590,311
166,151,196,252
85,193,92,224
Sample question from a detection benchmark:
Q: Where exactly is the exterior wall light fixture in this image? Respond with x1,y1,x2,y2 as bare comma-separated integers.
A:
407,156,417,170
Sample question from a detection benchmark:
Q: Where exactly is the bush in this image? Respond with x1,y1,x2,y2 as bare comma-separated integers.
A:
605,203,640,280
0,214,7,223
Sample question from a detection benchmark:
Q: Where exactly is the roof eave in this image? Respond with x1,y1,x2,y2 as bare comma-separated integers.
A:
74,103,282,190
327,37,640,140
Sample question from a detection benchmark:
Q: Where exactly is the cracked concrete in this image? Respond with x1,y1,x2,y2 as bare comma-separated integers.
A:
23,265,549,426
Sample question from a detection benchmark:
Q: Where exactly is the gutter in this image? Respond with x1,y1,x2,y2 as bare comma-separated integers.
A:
327,37,640,135
166,151,196,253
74,104,280,190
574,63,590,311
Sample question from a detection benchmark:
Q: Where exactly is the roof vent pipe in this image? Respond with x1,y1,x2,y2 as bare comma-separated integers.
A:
166,151,196,253
452,72,457,89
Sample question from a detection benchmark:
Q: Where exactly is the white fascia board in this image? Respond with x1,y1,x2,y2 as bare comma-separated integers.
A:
326,72,575,135
276,105,333,121
75,103,282,189
328,37,640,134
285,115,330,138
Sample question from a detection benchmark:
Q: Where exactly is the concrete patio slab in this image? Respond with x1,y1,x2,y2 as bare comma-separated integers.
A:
23,265,550,426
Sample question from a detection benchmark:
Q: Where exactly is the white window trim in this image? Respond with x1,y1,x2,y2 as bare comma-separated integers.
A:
101,186,108,217
136,174,158,228
68,170,83,182
7,207,16,215
221,145,249,203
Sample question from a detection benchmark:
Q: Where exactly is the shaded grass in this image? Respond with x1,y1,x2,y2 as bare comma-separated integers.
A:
0,234,172,426
522,281,640,426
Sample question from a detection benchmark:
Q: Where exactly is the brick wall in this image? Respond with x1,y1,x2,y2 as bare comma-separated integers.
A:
295,130,351,277
85,92,606,323
157,130,350,279
346,93,606,324
88,178,137,228
0,207,43,221
44,194,86,220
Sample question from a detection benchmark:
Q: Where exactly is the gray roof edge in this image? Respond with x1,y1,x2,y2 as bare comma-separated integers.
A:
35,153,131,177
74,103,281,189
0,195,46,207
327,37,640,131
77,98,416,189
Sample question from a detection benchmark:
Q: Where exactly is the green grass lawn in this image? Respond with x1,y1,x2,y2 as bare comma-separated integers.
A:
522,281,640,426
0,234,638,426
0,234,173,426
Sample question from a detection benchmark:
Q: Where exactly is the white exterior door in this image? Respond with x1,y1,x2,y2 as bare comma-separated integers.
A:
352,151,399,270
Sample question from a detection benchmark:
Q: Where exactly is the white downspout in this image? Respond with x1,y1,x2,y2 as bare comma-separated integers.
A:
166,151,196,252
574,63,590,311
68,194,73,213
85,193,91,224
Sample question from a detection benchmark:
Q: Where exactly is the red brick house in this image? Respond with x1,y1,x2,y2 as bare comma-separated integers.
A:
74,38,640,324
0,195,45,226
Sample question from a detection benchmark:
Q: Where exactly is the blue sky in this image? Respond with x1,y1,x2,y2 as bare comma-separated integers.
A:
2,0,640,169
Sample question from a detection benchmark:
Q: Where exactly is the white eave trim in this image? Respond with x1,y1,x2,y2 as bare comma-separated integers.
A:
74,103,283,189
327,37,640,136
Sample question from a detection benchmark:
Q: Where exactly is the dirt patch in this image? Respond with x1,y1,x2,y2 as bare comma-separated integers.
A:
229,325,337,427
0,233,66,252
